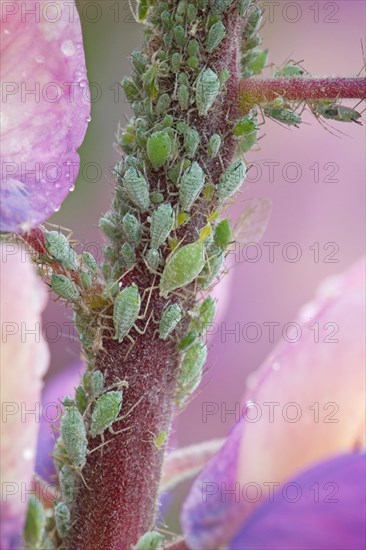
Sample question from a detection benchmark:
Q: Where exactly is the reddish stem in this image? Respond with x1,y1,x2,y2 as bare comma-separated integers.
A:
239,77,366,112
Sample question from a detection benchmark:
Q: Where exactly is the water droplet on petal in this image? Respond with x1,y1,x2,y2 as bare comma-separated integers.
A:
54,205,60,212
86,116,92,122
61,39,76,57
79,80,87,88
69,185,75,192
35,55,45,63
23,447,34,461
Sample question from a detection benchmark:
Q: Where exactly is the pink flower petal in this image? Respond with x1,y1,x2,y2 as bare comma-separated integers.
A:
0,243,50,548
1,0,90,232
182,257,365,549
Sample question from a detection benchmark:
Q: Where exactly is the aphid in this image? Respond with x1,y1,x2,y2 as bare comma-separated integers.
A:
209,0,234,14
192,296,217,336
171,52,182,73
173,25,186,47
60,405,88,469
178,84,190,110
81,251,98,274
208,133,221,158
150,203,175,249
89,390,123,438
24,496,46,548
63,396,75,407
122,213,141,244
137,0,149,21
113,284,141,342
133,531,164,550
44,231,78,271
79,271,92,290
162,114,174,128
315,104,362,124
131,50,148,75
241,49,268,78
161,10,173,29
102,279,120,300
264,105,301,126
206,21,226,52
121,243,136,270
160,241,205,297
150,192,164,204
51,274,80,302
121,76,140,102
159,303,183,339
233,115,257,153
178,329,198,351
91,370,105,395
145,248,160,270
217,160,247,202
214,219,233,249
156,93,171,116
199,244,224,289
59,464,75,504
147,131,172,169
242,4,263,41
183,127,200,158
239,0,253,16
176,212,190,227
99,214,118,240
195,68,220,116
187,56,199,70
275,64,304,78
186,3,198,21
75,385,88,414
177,0,187,15
188,39,200,57
143,63,159,100
219,68,230,86
178,341,207,395
123,167,150,211
55,502,71,538
179,161,206,212
178,72,189,86
273,96,284,108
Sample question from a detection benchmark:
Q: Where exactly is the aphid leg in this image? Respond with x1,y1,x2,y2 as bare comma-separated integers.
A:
124,334,136,360
114,393,145,425
134,311,154,335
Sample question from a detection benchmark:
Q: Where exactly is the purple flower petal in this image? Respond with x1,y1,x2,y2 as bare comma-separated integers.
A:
229,452,366,550
1,0,90,232
35,362,83,482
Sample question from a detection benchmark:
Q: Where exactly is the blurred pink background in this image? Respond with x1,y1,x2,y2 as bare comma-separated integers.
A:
41,0,365,518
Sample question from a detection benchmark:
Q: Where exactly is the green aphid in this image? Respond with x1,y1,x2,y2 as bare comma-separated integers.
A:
131,50,148,75
315,104,362,123
89,390,123,438
178,329,198,351
242,4,263,41
156,93,171,116
63,396,75,407
242,49,268,78
198,0,209,8
217,160,247,202
121,77,140,102
150,203,175,249
188,39,200,57
75,385,88,414
186,3,198,21
195,68,220,116
60,405,88,469
264,105,301,126
159,303,183,339
179,161,206,212
161,10,173,29
178,72,189,86
178,84,190,110
24,496,46,548
45,231,78,271
184,127,200,158
275,64,304,78
55,502,70,538
137,0,149,21
102,279,120,299
133,531,164,550
219,68,230,86
145,248,160,270
171,52,182,73
187,56,199,70
147,131,172,169
192,296,217,336
59,464,75,504
162,114,174,127
150,192,165,204
82,251,98,274
177,0,187,15
99,214,119,240
136,117,149,131
208,133,221,158
209,0,234,14
91,370,105,395
40,534,56,550
173,25,186,47
122,213,141,244
121,243,136,270
143,63,159,100
214,219,233,249
206,21,226,52
51,274,80,302
239,0,253,16
233,116,257,152
160,241,205,297
123,168,150,211
79,271,92,290
113,284,141,342
178,341,207,397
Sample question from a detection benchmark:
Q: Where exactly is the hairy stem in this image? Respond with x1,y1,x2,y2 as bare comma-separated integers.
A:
239,76,366,112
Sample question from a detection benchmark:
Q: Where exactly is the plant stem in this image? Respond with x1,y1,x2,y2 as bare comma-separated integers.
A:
239,77,366,112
